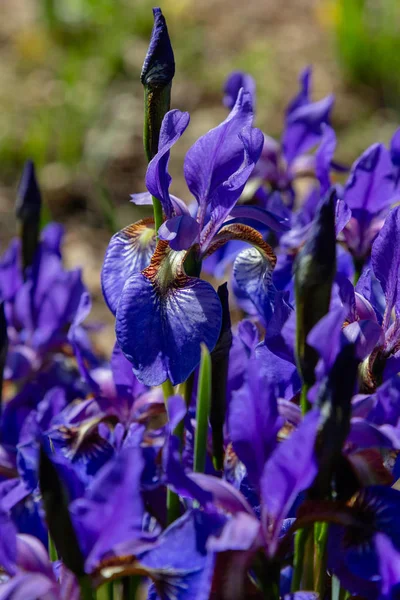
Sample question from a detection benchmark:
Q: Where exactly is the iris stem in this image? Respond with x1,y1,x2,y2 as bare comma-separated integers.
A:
78,576,95,600
151,195,163,240
314,522,329,598
291,527,311,592
300,384,311,416
122,576,141,599
194,345,212,474
161,379,174,400
48,533,58,562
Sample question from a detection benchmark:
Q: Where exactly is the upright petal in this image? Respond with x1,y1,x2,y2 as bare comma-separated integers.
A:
228,357,283,487
282,84,334,165
184,89,255,224
116,242,222,385
223,71,256,110
200,126,265,250
371,206,400,327
343,143,394,213
101,218,156,315
146,110,190,218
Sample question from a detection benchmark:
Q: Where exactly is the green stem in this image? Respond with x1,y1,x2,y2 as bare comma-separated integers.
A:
122,576,141,599
166,488,181,526
193,345,212,473
162,379,174,400
78,576,95,600
48,533,58,562
300,384,311,416
151,195,164,240
291,527,310,592
314,522,329,598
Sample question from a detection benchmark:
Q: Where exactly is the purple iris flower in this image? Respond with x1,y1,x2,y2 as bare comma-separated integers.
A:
339,132,400,263
328,486,400,600
103,90,286,386
0,527,79,599
225,66,334,210
0,223,87,383
334,206,400,390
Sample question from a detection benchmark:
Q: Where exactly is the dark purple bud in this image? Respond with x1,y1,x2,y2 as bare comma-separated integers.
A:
15,160,42,272
312,343,360,500
141,8,175,88
210,283,233,470
294,188,337,389
142,9,175,164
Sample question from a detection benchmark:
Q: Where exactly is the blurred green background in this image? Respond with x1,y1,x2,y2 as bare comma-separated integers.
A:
0,0,399,347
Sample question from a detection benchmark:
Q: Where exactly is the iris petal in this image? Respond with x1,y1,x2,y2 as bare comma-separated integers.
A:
116,242,222,386
101,218,156,315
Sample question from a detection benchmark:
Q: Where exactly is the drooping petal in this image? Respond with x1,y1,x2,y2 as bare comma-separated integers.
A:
184,89,255,223
137,510,223,600
101,218,156,315
116,242,222,385
71,447,145,571
0,573,57,600
146,110,190,218
223,71,256,110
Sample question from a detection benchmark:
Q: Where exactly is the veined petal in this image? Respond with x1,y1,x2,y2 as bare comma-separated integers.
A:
101,218,156,315
184,89,254,222
116,242,222,385
145,110,190,218
137,510,223,600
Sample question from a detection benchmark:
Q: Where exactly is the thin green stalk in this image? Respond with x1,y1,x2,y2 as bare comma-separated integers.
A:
314,522,329,598
162,379,174,400
95,582,114,600
151,195,163,240
300,384,311,416
292,527,311,592
167,487,181,526
194,345,211,473
48,533,58,562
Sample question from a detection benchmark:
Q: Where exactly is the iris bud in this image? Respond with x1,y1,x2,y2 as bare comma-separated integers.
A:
15,160,42,273
142,7,175,162
294,188,337,388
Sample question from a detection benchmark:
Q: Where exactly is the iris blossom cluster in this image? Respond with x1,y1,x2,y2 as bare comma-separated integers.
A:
2,7,400,600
